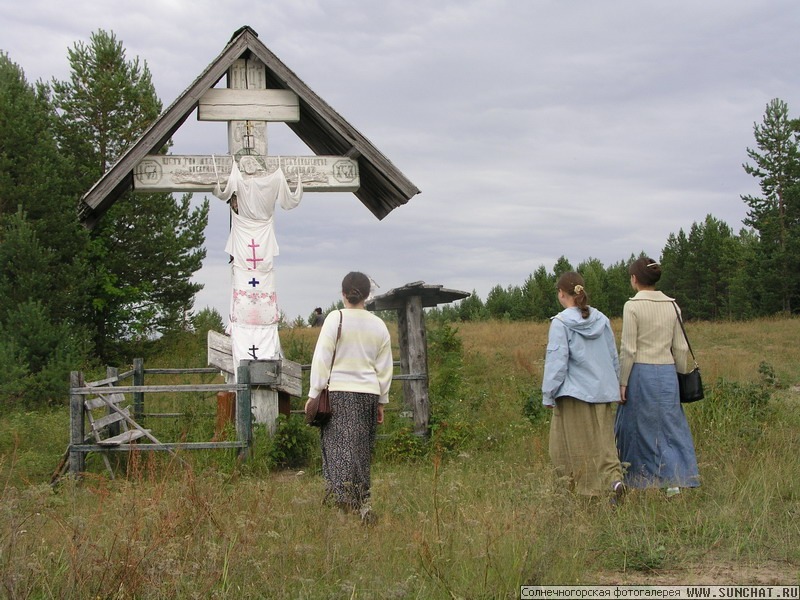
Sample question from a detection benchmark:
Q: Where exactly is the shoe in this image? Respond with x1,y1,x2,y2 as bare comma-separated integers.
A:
359,505,378,526
665,487,681,498
610,481,626,507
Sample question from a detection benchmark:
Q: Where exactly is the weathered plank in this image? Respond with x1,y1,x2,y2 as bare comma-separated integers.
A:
198,88,300,122
85,392,126,411
72,384,241,394
91,406,131,431
96,429,149,446
133,155,359,192
207,330,302,397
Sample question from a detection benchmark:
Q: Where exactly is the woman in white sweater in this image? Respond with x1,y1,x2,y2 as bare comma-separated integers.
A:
615,257,700,496
305,272,393,520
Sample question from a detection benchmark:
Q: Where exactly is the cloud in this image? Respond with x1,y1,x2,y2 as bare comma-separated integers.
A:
1,0,797,323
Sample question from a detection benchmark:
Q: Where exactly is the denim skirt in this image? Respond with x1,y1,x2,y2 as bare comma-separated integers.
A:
615,363,700,489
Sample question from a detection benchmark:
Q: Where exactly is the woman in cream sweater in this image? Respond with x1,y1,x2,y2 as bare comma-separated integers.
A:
615,257,700,495
306,272,393,522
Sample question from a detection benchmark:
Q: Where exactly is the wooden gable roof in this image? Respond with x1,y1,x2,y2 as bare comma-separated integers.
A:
78,25,420,228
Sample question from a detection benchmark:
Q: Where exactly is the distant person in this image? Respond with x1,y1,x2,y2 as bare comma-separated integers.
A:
305,272,393,523
615,257,700,496
542,272,625,503
312,307,324,327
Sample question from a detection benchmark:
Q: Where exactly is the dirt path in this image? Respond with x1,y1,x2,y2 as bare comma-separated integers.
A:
592,559,798,585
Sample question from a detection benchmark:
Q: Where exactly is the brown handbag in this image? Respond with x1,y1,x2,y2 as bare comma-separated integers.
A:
305,310,342,426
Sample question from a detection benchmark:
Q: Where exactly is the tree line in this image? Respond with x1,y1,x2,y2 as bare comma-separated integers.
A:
1,31,798,408
428,99,800,324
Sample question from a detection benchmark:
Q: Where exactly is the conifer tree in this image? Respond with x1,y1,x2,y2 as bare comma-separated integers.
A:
0,53,93,405
741,98,800,314
49,30,209,359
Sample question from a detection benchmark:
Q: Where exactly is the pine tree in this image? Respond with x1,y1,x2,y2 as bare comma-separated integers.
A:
49,30,209,359
0,53,94,406
741,98,800,314
0,52,94,326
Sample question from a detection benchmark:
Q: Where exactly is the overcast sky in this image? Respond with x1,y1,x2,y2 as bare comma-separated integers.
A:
2,0,798,323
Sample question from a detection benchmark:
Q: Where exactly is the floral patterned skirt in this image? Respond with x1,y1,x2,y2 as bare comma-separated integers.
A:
320,391,379,510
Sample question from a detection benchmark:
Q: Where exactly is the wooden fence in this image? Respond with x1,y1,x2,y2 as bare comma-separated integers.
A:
66,357,424,478
68,360,263,476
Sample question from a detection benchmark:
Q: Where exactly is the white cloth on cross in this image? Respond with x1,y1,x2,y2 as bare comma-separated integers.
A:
213,157,303,221
225,212,281,272
213,159,303,272
230,267,278,327
212,157,303,376
229,322,282,365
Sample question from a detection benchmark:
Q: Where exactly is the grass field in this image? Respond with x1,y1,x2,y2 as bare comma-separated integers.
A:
1,316,798,597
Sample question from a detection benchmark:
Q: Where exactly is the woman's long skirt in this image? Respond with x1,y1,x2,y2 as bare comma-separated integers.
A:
615,363,700,489
549,397,623,496
320,391,378,509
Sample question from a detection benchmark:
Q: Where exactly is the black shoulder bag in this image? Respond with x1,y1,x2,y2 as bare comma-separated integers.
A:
673,303,704,403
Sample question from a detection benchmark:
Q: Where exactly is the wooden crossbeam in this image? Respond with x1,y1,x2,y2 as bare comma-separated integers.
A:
198,89,299,122
133,155,359,193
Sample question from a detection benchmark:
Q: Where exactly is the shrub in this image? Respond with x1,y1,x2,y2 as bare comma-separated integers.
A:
378,427,427,462
266,414,318,469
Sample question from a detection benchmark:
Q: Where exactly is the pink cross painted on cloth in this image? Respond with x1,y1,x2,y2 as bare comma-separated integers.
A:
246,239,264,269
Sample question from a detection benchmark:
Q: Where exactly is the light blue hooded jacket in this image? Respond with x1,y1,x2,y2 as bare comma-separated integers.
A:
541,306,620,407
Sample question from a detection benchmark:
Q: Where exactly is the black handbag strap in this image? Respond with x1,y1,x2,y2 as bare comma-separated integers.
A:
672,302,699,368
325,310,343,386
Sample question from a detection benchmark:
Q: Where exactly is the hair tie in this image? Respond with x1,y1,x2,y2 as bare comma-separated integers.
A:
573,284,584,294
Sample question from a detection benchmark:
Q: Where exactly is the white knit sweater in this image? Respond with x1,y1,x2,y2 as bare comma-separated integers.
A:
308,309,394,404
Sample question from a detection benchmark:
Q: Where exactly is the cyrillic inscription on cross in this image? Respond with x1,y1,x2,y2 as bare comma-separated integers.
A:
132,154,359,193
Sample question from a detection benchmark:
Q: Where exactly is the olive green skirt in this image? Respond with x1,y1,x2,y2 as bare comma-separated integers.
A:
549,397,622,496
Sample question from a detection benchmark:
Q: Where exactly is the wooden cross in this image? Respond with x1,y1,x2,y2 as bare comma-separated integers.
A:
131,56,357,433
131,59,359,193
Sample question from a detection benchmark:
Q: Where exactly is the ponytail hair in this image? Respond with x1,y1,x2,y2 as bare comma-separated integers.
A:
557,272,590,319
341,271,371,305
629,256,662,287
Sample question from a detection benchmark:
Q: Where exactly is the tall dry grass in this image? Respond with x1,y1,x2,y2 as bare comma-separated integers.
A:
0,316,798,597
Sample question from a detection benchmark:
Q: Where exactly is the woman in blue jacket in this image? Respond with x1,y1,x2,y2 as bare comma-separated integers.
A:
542,272,624,500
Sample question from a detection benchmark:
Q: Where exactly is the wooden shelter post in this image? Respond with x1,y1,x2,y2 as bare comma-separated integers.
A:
367,282,469,438
397,295,429,436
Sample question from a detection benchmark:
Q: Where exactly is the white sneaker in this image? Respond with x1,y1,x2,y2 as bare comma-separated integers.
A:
665,487,681,497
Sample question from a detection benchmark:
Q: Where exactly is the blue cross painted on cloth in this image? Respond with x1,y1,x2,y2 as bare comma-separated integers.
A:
248,277,260,288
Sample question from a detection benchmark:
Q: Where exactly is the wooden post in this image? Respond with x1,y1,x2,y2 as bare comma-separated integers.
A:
106,366,120,439
133,358,144,420
213,391,236,441
278,391,291,418
69,371,85,475
236,362,252,461
402,296,430,436
367,283,469,438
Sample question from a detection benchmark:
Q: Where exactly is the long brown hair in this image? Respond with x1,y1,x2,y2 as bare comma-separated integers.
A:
557,272,590,319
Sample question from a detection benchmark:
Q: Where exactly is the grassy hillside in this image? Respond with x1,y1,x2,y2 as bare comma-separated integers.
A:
1,317,798,597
